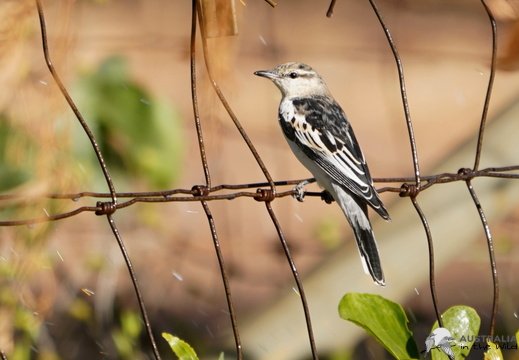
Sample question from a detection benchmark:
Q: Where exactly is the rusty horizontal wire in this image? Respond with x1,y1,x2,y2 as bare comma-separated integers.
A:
0,166,518,227
1,166,518,204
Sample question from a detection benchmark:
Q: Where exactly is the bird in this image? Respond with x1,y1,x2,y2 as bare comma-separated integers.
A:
254,62,390,285
424,328,455,359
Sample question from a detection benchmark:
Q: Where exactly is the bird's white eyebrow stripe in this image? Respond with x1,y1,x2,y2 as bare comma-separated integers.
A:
296,71,313,78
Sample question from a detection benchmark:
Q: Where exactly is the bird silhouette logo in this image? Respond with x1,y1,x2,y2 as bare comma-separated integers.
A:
423,327,456,359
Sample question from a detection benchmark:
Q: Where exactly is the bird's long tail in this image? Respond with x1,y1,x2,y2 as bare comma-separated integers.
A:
331,184,385,286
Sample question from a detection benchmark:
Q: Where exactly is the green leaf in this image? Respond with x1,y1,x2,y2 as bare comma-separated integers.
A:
74,56,184,190
162,333,199,360
430,306,480,360
112,328,133,359
68,298,92,322
339,293,420,360
217,352,225,360
0,115,35,191
120,309,142,340
484,341,503,360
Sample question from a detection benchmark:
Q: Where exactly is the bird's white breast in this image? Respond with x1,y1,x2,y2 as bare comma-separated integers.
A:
279,98,334,193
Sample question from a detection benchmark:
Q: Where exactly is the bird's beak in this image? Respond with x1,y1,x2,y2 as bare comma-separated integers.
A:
254,70,278,79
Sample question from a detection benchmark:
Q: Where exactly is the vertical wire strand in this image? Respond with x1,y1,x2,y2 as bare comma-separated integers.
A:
195,0,277,193
36,1,161,356
473,0,497,172
367,0,448,329
35,0,117,206
367,0,421,190
190,2,242,357
265,202,319,360
200,201,243,359
411,197,443,327
262,0,277,8
190,0,211,188
465,180,498,336
106,215,162,359
471,0,499,336
326,0,337,17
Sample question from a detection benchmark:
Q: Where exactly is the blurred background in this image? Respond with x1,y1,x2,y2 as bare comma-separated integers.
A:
0,0,519,359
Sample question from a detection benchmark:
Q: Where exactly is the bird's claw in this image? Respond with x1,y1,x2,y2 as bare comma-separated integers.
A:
292,180,309,202
321,190,335,204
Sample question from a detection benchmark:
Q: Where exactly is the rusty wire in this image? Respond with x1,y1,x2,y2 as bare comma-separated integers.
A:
191,0,242,357
471,0,500,336
367,0,435,327
196,0,315,355
326,0,337,18
0,0,515,358
190,0,211,188
34,1,162,359
474,0,498,173
262,0,277,8
465,176,499,336
0,165,518,227
410,196,443,328
367,0,421,192
196,19,277,195
106,213,162,359
364,1,448,327
366,0,503,334
34,0,117,207
264,200,319,359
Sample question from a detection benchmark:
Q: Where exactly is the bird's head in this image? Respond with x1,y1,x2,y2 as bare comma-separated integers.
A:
254,62,331,98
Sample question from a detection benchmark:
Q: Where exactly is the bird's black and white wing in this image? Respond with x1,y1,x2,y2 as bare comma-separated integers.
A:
280,96,390,220
439,342,454,360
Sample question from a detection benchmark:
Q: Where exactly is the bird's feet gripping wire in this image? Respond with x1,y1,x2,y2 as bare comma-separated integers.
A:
321,190,335,204
292,180,311,202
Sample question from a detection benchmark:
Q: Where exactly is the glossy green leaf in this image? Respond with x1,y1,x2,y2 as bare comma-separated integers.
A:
162,333,199,360
430,306,480,360
484,341,503,360
339,293,420,360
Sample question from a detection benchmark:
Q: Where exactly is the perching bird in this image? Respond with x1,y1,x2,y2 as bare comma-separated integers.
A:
254,62,390,285
424,328,455,360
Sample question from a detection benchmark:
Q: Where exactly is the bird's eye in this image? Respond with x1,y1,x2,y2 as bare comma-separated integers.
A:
289,72,299,79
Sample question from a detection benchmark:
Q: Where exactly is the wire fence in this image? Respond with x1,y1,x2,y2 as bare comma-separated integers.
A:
1,0,518,359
